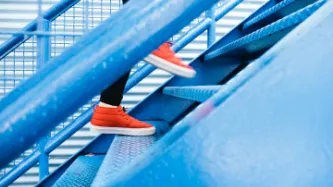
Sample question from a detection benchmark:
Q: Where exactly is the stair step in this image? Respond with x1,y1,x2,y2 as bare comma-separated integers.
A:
204,0,324,61
52,155,104,187
163,85,221,102
91,121,170,187
243,0,317,29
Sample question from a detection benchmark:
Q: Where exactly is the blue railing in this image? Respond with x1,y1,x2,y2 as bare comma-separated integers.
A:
0,0,122,184
0,0,244,186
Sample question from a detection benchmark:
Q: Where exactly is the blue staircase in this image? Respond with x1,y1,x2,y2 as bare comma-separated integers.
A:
106,1,333,186
1,0,333,186
43,0,329,186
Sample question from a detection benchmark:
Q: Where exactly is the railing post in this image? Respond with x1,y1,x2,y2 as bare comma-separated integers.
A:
38,136,49,180
85,0,89,31
37,0,51,180
37,19,51,70
206,4,216,47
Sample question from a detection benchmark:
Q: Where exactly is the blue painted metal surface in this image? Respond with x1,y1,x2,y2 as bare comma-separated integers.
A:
129,55,240,123
0,0,80,60
85,37,249,187
172,18,212,52
2,0,326,185
44,109,94,153
0,31,82,37
215,0,245,21
204,0,325,60
106,1,333,186
10,0,235,178
3,0,326,186
30,2,241,182
125,17,211,92
163,85,221,102
52,155,104,187
42,3,258,183
0,151,41,187
38,137,49,180
1,1,120,184
0,0,219,170
0,107,93,187
207,5,216,46
243,0,317,29
126,0,269,124
92,136,157,187
90,68,244,186
204,0,277,56
36,20,50,70
0,0,267,184
125,0,244,91
0,0,230,182
42,54,240,185
126,0,265,123
92,121,169,187
36,16,51,180
94,43,244,186
36,135,114,187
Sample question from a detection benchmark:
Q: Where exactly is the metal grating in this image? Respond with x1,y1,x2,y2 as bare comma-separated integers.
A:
0,37,37,99
52,155,105,187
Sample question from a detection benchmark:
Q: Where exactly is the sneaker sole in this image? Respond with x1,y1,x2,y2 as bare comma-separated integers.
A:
144,54,196,78
89,123,156,136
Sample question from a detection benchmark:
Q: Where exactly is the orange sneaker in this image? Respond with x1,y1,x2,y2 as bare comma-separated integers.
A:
89,106,155,136
144,42,196,78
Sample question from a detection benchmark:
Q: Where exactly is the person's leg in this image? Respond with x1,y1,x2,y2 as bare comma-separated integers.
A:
100,72,130,106
90,0,155,136
90,0,196,136
98,0,130,107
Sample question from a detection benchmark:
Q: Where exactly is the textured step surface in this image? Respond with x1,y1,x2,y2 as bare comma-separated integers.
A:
91,121,169,187
163,85,221,102
204,0,324,60
53,155,104,187
243,0,317,29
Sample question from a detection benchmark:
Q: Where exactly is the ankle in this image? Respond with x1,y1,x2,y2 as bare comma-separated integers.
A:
99,102,118,108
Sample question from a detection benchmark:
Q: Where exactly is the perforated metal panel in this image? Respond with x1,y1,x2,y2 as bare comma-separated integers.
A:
53,155,104,187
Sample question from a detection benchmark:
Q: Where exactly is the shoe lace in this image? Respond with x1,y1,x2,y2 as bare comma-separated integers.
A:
120,106,131,120
120,106,146,124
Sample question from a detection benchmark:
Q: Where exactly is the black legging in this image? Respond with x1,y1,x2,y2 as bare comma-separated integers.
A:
100,0,130,106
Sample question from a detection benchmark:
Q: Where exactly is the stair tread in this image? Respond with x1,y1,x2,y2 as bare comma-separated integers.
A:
91,121,170,187
204,0,324,60
53,155,104,187
243,0,316,29
163,85,221,102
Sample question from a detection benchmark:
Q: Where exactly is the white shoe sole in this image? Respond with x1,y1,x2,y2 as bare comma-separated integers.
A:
144,54,196,78
89,123,156,136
